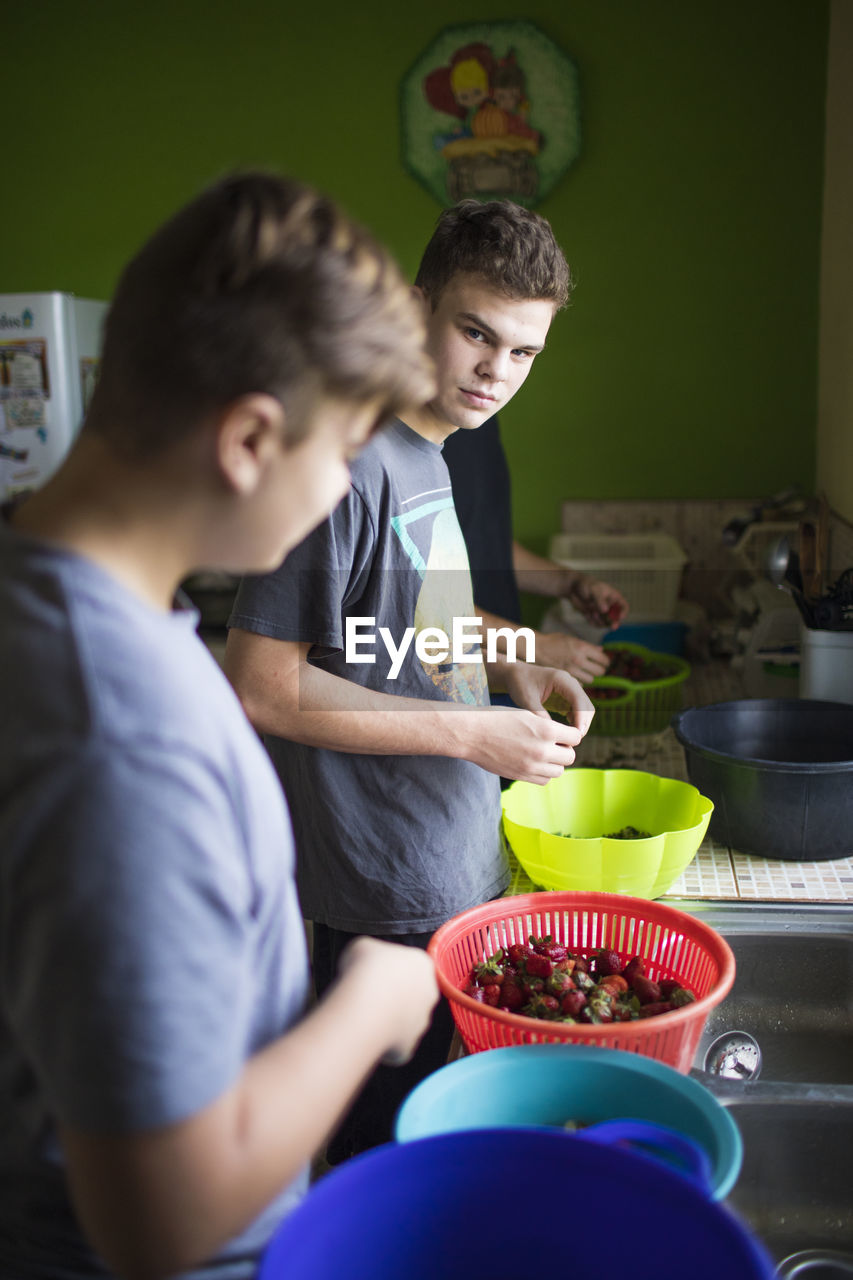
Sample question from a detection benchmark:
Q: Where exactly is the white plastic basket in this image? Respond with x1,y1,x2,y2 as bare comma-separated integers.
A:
549,532,688,620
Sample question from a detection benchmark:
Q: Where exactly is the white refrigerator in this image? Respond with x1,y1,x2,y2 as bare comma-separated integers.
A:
0,291,108,503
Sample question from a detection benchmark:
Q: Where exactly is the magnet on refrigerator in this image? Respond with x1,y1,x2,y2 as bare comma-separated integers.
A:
0,291,108,503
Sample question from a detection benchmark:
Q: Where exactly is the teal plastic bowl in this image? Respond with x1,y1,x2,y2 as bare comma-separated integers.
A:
395,1043,742,1200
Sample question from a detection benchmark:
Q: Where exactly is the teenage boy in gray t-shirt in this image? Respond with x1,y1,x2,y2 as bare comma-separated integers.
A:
226,200,595,1159
0,172,439,1279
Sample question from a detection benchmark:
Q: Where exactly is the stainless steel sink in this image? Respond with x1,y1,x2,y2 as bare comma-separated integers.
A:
671,902,853,1274
710,1087,853,1266
685,903,853,1085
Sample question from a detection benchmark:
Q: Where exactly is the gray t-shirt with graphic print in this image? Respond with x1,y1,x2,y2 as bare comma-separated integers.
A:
229,420,508,934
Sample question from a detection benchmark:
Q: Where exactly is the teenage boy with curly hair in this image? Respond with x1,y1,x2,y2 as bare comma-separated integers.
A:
226,199,594,1162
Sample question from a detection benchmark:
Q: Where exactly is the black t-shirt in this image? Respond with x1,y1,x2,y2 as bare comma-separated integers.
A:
442,416,521,623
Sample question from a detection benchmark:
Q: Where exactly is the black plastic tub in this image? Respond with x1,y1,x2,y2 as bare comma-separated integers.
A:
671,699,853,861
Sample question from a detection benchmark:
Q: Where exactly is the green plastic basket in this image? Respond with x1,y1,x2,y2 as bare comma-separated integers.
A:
501,768,713,898
588,642,691,736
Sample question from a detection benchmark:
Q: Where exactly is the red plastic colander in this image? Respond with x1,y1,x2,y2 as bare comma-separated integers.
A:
428,891,735,1072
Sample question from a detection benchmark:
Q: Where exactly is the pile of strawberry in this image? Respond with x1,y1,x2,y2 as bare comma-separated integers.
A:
588,686,629,702
464,935,696,1024
603,648,670,682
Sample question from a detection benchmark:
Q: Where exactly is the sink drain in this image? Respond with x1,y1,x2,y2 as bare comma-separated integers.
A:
703,1031,762,1080
777,1249,853,1278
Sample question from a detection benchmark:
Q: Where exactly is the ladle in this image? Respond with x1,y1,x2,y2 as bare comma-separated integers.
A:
767,533,793,587
766,537,816,626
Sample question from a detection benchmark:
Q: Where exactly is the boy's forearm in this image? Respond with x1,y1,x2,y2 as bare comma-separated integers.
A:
226,628,488,761
226,630,587,786
265,688,487,760
511,540,580,597
62,944,436,1280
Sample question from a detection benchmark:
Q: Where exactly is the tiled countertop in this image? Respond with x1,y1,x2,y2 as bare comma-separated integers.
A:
507,659,853,904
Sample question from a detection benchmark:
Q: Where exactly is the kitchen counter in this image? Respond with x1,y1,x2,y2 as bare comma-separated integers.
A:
205,615,853,902
507,658,853,904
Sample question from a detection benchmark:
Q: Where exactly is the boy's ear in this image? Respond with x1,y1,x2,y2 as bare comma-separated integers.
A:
216,394,286,495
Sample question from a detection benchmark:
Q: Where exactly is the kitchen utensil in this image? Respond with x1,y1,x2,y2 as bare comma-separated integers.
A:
812,566,853,631
812,596,853,630
799,517,821,600
585,642,691,736
735,520,802,580
259,1129,775,1280
766,533,793,586
501,768,712,898
768,537,822,625
785,547,804,591
816,491,830,586
394,1043,743,1199
427,890,735,1071
672,698,853,860
788,583,819,627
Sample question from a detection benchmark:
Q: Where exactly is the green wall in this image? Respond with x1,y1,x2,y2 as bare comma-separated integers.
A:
2,1,828,553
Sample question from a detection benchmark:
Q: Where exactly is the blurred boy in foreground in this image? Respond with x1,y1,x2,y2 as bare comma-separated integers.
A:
0,172,438,1279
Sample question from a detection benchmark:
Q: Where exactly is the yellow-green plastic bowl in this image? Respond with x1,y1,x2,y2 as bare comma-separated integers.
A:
501,768,713,899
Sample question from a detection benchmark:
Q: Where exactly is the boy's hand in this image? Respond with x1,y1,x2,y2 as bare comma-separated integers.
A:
461,706,585,784
458,664,594,784
564,576,629,628
533,631,611,684
336,937,439,1066
502,662,595,736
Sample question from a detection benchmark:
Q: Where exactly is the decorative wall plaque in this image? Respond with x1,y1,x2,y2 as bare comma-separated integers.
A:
401,21,581,208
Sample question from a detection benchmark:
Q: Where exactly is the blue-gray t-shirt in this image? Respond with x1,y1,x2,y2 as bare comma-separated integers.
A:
229,420,508,934
0,526,310,1278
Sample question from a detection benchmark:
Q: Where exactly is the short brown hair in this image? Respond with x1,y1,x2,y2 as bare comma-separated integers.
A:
85,171,435,457
414,199,571,310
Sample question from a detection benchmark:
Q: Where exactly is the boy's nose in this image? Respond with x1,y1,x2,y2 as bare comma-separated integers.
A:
477,349,510,382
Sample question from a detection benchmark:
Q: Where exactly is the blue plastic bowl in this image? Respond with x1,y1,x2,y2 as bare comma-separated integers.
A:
394,1044,742,1200
259,1129,773,1280
604,620,688,655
